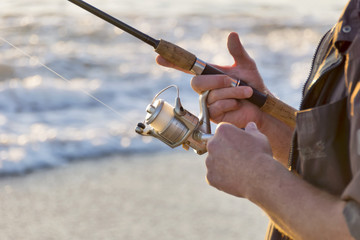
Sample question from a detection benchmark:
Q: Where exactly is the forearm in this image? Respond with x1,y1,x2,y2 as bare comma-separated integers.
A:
247,157,353,240
258,112,294,166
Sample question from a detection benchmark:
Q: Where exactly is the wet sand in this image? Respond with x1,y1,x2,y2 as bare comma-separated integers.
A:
0,151,268,239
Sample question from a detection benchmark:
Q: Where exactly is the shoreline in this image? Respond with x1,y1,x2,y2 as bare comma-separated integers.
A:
0,151,268,239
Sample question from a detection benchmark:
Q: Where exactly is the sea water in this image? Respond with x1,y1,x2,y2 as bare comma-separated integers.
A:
0,0,347,174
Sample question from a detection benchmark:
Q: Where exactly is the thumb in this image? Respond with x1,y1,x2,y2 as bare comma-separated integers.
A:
227,32,253,67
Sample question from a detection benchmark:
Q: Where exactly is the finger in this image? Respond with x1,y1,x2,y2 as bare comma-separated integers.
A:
155,55,175,67
227,32,254,67
244,122,272,154
191,75,235,93
198,33,253,76
207,86,253,105
213,122,242,143
155,55,192,74
245,122,267,142
207,99,241,121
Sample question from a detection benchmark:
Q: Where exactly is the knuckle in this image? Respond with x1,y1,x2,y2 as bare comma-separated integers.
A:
205,156,212,168
216,122,232,134
206,170,217,186
207,90,216,104
206,173,214,186
206,138,216,153
206,172,222,190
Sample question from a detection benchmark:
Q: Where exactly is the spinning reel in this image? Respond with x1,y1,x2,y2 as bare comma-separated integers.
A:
135,85,213,155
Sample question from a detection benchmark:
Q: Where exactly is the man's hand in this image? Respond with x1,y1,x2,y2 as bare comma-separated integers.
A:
158,32,269,128
191,32,294,164
156,32,293,165
206,122,353,240
205,122,273,198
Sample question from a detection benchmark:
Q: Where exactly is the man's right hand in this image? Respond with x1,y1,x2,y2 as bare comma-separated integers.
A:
157,32,269,129
156,32,294,165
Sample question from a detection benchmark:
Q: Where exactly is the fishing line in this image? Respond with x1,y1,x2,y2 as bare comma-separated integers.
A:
0,36,133,124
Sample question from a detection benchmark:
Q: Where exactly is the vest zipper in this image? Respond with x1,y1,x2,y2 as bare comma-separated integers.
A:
287,54,344,171
300,29,331,107
287,28,343,171
287,31,328,170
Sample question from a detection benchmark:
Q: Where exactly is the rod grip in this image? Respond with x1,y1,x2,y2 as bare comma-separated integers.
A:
155,39,196,71
260,95,296,128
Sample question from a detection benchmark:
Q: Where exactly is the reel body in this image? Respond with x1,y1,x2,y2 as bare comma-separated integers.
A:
135,85,212,155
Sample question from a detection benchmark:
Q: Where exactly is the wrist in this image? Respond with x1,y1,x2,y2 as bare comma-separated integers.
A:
244,155,283,203
257,110,278,134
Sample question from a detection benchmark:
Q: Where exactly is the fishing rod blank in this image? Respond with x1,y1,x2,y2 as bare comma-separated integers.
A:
67,0,159,48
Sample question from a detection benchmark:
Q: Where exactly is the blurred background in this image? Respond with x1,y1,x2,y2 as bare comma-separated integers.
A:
0,0,347,173
0,0,348,239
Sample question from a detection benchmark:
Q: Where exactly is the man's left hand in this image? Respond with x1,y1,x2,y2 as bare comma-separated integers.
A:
205,122,273,198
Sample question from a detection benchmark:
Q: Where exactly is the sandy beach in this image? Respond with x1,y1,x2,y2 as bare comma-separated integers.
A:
0,151,268,240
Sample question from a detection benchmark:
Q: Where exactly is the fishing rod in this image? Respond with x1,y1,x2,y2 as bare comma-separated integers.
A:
67,0,296,128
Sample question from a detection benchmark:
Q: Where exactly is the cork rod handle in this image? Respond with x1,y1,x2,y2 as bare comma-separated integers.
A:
260,95,296,128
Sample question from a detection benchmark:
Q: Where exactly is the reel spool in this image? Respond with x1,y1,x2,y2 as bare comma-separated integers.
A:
135,85,212,155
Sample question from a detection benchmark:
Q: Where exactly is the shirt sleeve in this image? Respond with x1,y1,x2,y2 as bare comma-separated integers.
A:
341,35,360,239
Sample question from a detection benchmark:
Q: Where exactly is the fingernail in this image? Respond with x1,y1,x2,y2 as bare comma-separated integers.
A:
246,122,257,130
